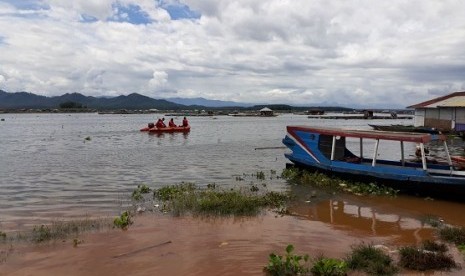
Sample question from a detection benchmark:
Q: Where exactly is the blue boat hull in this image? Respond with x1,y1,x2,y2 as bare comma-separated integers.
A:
282,128,465,199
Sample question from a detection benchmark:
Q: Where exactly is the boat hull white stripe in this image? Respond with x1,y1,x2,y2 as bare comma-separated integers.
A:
287,131,321,163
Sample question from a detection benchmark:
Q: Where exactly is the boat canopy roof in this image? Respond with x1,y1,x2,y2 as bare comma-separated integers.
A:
287,126,446,143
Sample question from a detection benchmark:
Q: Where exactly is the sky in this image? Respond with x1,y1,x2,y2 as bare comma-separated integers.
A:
1,1,465,108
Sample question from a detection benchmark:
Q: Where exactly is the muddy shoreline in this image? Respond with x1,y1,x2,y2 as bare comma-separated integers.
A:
2,208,464,275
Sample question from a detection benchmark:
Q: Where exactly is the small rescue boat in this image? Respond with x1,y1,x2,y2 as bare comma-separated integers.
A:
140,123,155,132
148,126,190,133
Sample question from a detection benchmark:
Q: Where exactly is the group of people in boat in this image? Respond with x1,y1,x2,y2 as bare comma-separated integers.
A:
154,117,189,128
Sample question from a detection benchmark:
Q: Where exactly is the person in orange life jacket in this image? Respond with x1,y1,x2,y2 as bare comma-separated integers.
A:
181,117,189,127
168,118,176,127
155,118,166,128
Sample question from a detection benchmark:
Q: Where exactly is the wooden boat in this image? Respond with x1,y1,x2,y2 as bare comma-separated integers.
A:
368,124,439,134
282,126,465,198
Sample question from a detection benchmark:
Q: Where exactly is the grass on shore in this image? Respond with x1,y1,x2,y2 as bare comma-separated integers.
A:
153,182,290,217
398,240,456,271
345,243,398,275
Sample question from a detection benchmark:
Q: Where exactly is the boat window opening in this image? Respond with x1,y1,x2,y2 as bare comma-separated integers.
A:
319,135,346,160
345,138,418,164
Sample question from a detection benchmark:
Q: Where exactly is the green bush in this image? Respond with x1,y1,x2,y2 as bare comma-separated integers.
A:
439,226,465,245
132,184,152,201
311,257,348,276
346,243,397,275
264,244,310,276
113,211,132,229
398,245,456,271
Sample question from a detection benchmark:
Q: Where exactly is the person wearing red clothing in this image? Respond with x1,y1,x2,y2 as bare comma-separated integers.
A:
155,118,166,128
168,118,176,127
181,117,189,127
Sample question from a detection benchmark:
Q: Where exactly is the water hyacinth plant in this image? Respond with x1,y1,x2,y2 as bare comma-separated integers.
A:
131,184,152,201
113,211,132,229
311,256,348,276
281,168,398,196
264,244,310,276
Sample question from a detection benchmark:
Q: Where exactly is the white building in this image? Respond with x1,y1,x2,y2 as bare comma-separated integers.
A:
407,91,465,132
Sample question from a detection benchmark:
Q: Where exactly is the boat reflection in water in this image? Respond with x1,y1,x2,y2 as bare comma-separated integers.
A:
285,194,465,245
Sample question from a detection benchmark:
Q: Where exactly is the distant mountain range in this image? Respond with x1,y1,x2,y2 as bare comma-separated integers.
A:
165,97,251,107
0,90,359,112
0,90,250,110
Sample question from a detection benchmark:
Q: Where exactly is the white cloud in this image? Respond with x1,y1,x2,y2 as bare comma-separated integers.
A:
1,0,465,107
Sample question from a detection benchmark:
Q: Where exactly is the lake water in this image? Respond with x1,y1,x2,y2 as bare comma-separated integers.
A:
1,113,465,230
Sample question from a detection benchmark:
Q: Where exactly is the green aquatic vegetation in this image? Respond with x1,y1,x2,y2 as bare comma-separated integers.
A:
131,184,152,201
281,168,398,196
113,211,132,230
0,231,6,240
28,218,112,243
281,167,300,180
264,244,310,276
138,184,151,194
345,243,398,275
73,238,83,247
457,244,465,255
439,226,465,245
421,215,443,228
398,243,456,271
153,183,289,217
421,240,448,253
311,256,348,276
154,182,196,201
256,171,265,180
250,184,259,192
32,225,52,243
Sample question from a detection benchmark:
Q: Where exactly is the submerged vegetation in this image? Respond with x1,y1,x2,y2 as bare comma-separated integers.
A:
153,182,289,217
281,168,398,196
131,184,152,201
2,218,113,244
438,226,465,245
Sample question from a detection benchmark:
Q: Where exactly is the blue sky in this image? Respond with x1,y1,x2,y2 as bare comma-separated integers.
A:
1,0,465,108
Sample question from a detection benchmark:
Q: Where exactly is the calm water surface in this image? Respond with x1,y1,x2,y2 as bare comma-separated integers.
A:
1,113,465,232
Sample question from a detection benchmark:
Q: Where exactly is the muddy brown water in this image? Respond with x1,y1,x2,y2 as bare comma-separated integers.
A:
2,193,465,275
2,113,465,274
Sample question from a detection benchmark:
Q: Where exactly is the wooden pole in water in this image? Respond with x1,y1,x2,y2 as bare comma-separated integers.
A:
254,146,286,150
